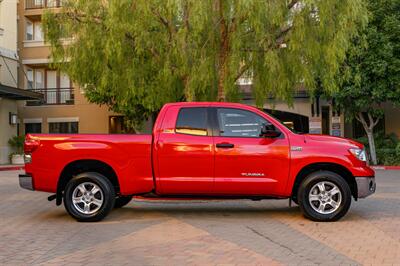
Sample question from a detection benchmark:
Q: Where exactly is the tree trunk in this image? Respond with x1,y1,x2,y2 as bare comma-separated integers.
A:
216,0,228,101
356,112,380,165
366,129,377,165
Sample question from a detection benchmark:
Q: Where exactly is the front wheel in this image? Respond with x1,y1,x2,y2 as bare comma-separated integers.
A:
298,171,352,222
64,172,115,222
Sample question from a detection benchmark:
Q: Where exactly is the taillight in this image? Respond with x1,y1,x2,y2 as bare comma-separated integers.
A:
24,138,40,154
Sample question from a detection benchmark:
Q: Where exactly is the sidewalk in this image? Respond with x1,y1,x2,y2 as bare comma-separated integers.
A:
371,165,400,170
0,164,24,171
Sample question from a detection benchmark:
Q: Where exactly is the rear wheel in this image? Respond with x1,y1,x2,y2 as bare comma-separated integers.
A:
114,196,132,208
64,172,115,222
298,171,351,222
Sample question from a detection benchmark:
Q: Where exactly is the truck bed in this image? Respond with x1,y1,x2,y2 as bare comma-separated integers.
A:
25,134,154,195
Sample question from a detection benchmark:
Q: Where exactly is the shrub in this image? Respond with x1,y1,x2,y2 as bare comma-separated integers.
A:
356,132,400,166
8,135,25,154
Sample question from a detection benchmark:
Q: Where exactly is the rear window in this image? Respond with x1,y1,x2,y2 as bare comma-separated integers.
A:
175,107,208,136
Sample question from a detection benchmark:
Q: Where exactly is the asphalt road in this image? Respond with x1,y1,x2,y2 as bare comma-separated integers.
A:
0,170,399,265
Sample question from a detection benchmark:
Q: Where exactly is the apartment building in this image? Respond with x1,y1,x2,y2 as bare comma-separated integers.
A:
0,0,42,164
17,0,124,135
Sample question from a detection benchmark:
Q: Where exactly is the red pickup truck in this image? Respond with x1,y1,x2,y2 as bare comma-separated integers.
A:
19,102,375,222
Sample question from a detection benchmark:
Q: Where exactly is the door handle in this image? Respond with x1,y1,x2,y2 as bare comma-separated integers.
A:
216,143,234,148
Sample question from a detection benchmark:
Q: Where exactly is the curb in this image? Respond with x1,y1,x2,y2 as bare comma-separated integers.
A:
0,165,25,171
372,166,400,170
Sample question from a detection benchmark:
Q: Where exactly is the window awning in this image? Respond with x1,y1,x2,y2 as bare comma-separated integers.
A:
0,84,43,100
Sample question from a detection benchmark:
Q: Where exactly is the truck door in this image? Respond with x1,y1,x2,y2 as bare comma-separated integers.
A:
212,107,290,196
154,106,214,194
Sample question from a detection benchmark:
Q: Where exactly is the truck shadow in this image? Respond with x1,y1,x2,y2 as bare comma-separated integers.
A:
107,200,303,221
44,199,386,223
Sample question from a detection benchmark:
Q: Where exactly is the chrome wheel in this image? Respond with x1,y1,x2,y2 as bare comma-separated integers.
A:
308,181,342,215
72,182,103,215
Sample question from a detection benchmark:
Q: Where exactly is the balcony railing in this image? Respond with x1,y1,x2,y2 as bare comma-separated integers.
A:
25,0,62,9
26,88,74,106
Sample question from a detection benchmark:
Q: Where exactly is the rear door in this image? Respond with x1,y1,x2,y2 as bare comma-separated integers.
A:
212,107,290,196
155,106,214,194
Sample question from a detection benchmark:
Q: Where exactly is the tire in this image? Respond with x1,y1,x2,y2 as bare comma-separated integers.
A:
297,171,351,222
64,172,115,222
114,196,132,208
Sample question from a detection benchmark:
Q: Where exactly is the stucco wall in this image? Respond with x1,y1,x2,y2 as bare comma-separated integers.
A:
0,0,18,52
0,98,18,164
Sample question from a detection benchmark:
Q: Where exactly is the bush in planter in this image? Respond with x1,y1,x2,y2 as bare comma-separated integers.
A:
8,135,24,154
396,142,400,157
8,135,25,164
376,148,400,166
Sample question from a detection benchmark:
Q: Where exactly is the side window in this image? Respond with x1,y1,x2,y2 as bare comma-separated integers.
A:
217,108,271,137
176,107,208,136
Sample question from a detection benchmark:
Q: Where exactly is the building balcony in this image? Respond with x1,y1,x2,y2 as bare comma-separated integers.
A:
25,0,62,10
26,88,74,106
24,0,62,19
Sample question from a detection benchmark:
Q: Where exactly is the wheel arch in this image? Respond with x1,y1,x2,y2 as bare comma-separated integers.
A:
56,159,120,205
291,162,358,201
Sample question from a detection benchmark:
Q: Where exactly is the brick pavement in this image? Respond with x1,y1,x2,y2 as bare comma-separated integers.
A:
0,170,399,265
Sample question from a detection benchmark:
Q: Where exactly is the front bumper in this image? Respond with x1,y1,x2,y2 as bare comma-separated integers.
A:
19,174,34,191
356,176,376,198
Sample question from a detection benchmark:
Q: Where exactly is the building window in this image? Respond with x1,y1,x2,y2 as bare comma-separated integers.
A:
26,68,34,89
35,69,44,89
49,122,78,133
26,20,33,40
34,22,43,41
26,68,45,89
25,20,43,41
25,123,42,134
47,0,58,7
34,0,44,7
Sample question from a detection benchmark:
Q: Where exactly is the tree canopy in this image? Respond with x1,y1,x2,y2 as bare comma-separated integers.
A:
334,0,400,164
43,0,367,128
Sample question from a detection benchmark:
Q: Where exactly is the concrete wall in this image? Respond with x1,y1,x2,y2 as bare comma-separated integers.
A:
0,98,18,164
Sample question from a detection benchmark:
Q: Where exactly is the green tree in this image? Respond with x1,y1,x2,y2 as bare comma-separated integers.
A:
43,0,366,129
335,0,400,165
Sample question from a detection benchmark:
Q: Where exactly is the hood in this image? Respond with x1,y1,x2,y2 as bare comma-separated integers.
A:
304,134,363,149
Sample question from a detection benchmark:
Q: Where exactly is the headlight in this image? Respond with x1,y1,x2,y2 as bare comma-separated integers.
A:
349,148,367,162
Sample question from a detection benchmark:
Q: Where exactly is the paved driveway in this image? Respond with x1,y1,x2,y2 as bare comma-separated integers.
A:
0,170,399,265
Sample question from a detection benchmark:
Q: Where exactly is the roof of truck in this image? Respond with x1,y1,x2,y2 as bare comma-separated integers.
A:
163,101,254,108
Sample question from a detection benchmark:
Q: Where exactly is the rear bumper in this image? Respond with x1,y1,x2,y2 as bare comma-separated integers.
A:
356,176,375,198
19,174,34,191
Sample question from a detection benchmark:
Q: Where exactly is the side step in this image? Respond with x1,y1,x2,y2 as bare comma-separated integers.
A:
133,193,283,201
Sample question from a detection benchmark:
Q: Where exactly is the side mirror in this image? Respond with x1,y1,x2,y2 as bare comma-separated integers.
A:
260,124,281,138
